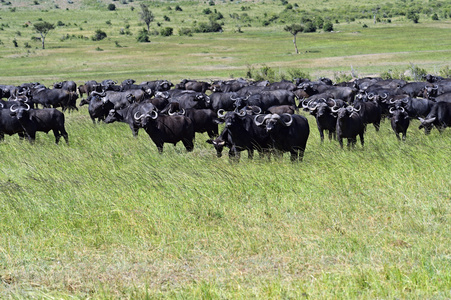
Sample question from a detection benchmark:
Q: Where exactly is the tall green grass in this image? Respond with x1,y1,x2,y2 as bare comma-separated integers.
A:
1,108,450,298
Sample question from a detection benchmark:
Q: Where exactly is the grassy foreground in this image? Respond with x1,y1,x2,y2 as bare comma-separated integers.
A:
0,108,450,298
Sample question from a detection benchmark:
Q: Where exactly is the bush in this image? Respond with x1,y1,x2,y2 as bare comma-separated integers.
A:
287,68,311,81
194,21,222,33
160,27,173,36
107,3,116,11
432,13,439,20
179,27,192,36
439,66,451,78
91,29,107,41
175,5,182,11
303,22,317,33
323,21,333,32
136,28,150,42
408,63,427,80
407,10,419,23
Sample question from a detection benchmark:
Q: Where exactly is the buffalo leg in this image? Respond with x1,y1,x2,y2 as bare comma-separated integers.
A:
374,122,380,132
182,138,194,152
290,150,298,162
319,129,325,142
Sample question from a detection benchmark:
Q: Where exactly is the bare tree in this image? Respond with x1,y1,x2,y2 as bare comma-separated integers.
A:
139,3,154,32
33,21,55,49
284,24,304,54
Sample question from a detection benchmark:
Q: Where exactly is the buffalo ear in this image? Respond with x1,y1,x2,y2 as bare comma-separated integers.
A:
206,139,213,144
213,119,224,124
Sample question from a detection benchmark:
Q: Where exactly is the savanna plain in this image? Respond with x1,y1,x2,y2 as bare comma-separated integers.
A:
0,0,450,298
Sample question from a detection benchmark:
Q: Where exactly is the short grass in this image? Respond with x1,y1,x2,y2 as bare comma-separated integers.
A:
0,1,451,298
0,1,450,84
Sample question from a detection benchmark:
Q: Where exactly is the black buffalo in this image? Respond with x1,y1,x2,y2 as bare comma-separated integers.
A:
0,105,27,141
389,107,410,141
9,103,68,144
333,106,365,149
215,109,270,160
31,87,78,112
254,113,310,161
104,102,156,137
419,101,451,134
307,100,337,142
166,103,219,138
140,110,195,153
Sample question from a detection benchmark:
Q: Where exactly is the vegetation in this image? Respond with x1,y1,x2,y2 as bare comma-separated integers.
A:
139,3,154,32
32,20,54,49
91,29,107,41
284,24,304,54
0,2,450,297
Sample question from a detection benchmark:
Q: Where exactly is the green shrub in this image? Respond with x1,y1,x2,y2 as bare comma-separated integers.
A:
91,29,107,41
194,21,222,33
136,28,150,42
287,68,311,81
408,63,427,80
107,3,116,11
303,22,317,33
160,27,173,36
407,10,419,23
179,27,193,36
439,66,451,78
323,21,333,32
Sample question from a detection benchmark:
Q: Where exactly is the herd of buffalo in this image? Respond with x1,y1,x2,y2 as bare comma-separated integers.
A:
0,74,450,161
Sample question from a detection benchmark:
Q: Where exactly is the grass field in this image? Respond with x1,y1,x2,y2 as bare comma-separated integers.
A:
1,0,451,299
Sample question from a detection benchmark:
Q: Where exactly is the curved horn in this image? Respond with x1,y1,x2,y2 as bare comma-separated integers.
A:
389,107,395,114
24,103,30,111
254,114,272,126
252,106,262,114
367,93,374,100
352,105,361,112
328,98,337,107
237,109,246,117
91,91,106,97
400,107,405,113
10,104,18,113
309,102,319,111
134,111,144,120
0,103,3,109
217,109,227,118
150,110,158,119
331,106,340,113
402,98,409,104
381,93,388,99
432,85,438,90
282,113,293,126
